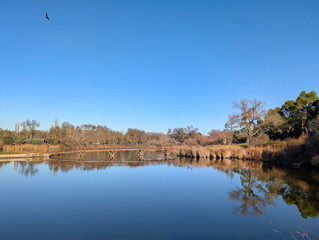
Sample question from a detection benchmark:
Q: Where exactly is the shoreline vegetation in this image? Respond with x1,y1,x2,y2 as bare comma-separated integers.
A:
1,91,319,167
0,144,317,168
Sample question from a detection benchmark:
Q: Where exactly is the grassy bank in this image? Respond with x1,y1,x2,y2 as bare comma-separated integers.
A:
177,143,318,168
177,145,267,161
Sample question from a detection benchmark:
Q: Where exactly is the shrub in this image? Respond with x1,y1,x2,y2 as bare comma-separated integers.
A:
15,138,46,145
250,132,270,146
2,134,15,145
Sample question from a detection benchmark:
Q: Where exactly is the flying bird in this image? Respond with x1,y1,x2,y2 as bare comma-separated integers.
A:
46,13,50,20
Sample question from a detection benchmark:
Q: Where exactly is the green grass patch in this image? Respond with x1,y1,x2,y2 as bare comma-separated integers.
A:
0,152,26,155
237,143,249,147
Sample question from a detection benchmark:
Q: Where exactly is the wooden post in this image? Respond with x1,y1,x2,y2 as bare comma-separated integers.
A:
77,152,86,161
108,150,116,161
137,150,145,161
164,150,170,160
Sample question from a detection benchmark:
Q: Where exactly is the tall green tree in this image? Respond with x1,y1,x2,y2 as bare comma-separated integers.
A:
279,91,319,138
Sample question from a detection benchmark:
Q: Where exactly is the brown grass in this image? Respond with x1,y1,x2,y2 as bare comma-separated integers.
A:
273,229,319,240
3,144,64,153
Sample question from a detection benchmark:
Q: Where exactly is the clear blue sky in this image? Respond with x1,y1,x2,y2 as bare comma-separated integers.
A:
1,0,319,134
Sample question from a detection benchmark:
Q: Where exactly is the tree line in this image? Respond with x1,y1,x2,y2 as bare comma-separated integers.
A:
0,90,318,147
225,90,319,145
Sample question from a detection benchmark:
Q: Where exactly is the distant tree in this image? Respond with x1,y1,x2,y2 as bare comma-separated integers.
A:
20,119,40,139
184,134,210,146
231,99,266,144
0,128,4,142
125,128,147,144
2,132,15,145
145,132,177,145
208,129,227,145
167,126,199,144
59,122,76,146
49,120,61,145
53,118,59,128
224,114,238,144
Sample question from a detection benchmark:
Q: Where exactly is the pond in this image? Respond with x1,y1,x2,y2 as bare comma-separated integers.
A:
0,153,318,239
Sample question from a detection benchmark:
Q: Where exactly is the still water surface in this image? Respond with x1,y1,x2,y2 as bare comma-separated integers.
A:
0,152,319,239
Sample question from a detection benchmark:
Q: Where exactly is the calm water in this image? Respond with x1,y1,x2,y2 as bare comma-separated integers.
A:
0,152,319,239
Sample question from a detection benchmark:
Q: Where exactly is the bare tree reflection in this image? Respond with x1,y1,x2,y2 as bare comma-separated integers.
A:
229,168,277,217
0,161,10,169
14,161,39,177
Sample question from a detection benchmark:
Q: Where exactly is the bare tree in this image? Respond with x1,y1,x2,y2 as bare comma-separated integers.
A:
232,99,266,144
224,114,238,144
225,114,238,132
53,118,59,128
20,119,40,139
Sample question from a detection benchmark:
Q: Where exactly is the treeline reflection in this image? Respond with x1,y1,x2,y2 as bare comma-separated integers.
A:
3,158,319,219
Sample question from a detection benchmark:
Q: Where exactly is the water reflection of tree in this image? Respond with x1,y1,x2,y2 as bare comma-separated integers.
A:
229,166,319,219
6,158,319,219
46,158,319,219
266,172,319,219
14,162,39,177
0,161,10,169
281,185,319,218
229,168,277,217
